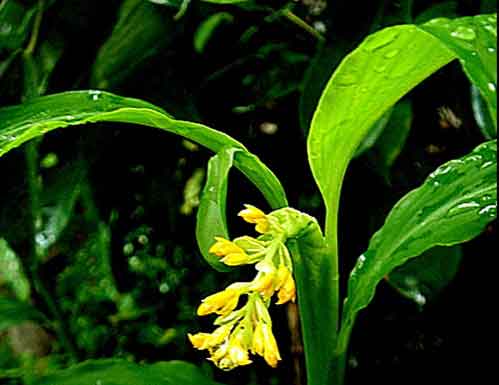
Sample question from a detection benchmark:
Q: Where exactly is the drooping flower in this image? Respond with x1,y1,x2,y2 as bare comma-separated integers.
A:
197,289,241,316
238,204,270,233
275,264,296,304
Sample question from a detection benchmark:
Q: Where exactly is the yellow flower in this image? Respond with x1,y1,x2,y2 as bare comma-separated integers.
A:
209,237,246,257
251,323,265,356
228,338,252,366
238,204,269,233
275,265,296,305
197,289,240,316
250,272,275,299
220,252,251,266
261,323,281,368
188,332,211,350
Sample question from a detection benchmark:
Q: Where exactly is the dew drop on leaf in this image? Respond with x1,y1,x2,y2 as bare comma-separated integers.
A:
450,26,476,41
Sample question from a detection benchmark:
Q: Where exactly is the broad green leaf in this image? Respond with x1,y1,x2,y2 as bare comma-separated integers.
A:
0,0,35,51
387,245,463,306
370,99,413,179
339,140,497,353
421,14,497,128
91,0,176,89
471,84,496,139
194,12,234,53
0,239,31,301
0,91,287,210
196,148,239,272
0,297,46,332
308,13,496,271
32,359,223,385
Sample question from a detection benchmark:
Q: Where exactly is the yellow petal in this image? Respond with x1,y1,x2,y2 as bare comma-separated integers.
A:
238,204,267,224
197,289,240,316
188,333,211,350
221,252,251,266
209,237,245,257
261,324,282,368
276,274,296,305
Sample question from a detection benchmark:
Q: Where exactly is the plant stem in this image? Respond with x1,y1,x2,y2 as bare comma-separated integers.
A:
281,9,325,42
21,0,79,362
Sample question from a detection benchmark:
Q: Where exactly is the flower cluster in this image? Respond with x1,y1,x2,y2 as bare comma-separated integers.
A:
189,205,296,370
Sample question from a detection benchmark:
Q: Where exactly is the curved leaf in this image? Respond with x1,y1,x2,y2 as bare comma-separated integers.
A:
32,359,223,385
194,12,234,54
308,14,496,248
471,84,496,139
0,297,47,332
0,91,287,210
196,148,239,272
338,140,497,352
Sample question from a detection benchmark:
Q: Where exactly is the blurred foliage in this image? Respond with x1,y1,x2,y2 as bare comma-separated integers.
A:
0,0,497,385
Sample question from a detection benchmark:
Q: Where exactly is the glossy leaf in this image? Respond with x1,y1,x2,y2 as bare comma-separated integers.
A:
0,91,287,210
0,239,31,301
421,14,497,128
387,245,463,306
32,359,223,385
339,140,497,352
196,148,239,272
91,0,175,88
471,84,496,139
307,13,496,281
194,12,234,53
0,297,47,332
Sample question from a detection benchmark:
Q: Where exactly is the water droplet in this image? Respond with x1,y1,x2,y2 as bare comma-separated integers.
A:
487,82,496,92
384,49,399,59
470,51,478,56
484,25,497,37
488,47,496,53
451,26,476,41
89,90,102,101
335,73,358,87
481,160,494,169
479,204,497,217
374,64,388,73
208,186,215,193
363,29,400,52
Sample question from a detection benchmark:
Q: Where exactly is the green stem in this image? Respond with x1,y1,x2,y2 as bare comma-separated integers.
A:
281,9,325,42
21,0,78,362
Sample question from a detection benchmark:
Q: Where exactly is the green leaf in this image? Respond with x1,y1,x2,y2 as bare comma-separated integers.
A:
201,0,249,4
91,0,176,89
387,245,463,306
0,239,31,301
196,148,239,272
421,14,497,128
307,14,496,306
194,12,234,53
31,359,223,385
0,297,46,332
0,0,36,51
339,140,497,353
0,91,287,210
471,84,496,139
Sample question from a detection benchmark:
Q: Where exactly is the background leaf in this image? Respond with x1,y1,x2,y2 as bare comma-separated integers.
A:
0,0,35,51
0,90,287,209
196,148,238,272
0,239,31,301
91,0,176,89
386,245,463,307
339,140,497,353
32,359,223,385
194,12,234,54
